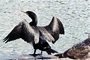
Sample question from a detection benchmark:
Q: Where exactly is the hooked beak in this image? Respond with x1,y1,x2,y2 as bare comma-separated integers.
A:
21,11,25,13
85,32,89,34
21,11,28,15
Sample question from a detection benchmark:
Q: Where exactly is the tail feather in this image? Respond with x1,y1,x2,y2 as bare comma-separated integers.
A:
55,51,76,59
46,48,58,54
49,48,58,53
55,53,64,58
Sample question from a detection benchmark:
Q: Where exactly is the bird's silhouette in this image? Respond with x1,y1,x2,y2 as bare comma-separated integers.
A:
3,11,64,55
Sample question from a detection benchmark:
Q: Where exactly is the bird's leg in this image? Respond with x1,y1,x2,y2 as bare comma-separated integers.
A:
41,51,43,55
33,49,36,56
30,49,37,56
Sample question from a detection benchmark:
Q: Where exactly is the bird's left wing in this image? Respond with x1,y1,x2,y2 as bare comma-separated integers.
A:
38,17,65,43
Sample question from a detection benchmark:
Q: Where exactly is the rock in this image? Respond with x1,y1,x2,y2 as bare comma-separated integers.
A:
0,54,90,60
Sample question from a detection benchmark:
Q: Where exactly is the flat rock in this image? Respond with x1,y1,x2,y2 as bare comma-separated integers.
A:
0,54,59,60
0,54,90,60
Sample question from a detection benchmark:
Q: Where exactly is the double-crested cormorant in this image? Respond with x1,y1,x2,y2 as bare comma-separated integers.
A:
3,11,64,55
55,33,90,59
23,11,65,43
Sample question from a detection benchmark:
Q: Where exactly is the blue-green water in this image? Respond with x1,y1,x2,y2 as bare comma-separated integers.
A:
0,0,90,57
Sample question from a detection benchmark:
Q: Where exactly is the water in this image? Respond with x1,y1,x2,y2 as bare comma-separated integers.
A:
0,0,90,57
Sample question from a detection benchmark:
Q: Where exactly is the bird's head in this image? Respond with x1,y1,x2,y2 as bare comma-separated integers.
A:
21,11,38,26
21,11,37,19
85,32,90,39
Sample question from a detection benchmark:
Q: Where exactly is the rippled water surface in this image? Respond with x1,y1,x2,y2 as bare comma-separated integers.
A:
0,0,90,57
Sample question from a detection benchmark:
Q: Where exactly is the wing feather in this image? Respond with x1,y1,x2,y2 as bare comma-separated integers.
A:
3,22,22,43
38,27,55,42
3,20,39,44
38,17,64,43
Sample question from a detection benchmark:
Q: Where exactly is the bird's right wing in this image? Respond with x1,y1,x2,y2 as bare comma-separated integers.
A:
21,21,39,44
3,20,39,44
3,21,22,43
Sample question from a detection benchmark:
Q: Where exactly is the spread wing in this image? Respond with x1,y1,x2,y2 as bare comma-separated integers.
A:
38,17,65,43
3,22,22,43
3,20,39,44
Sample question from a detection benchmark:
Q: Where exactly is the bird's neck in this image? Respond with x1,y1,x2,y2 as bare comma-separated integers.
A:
30,19,37,26
29,15,38,26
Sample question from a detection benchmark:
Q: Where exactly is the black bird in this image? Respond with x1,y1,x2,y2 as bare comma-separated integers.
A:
23,11,65,43
3,11,64,55
3,20,57,55
55,33,90,59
